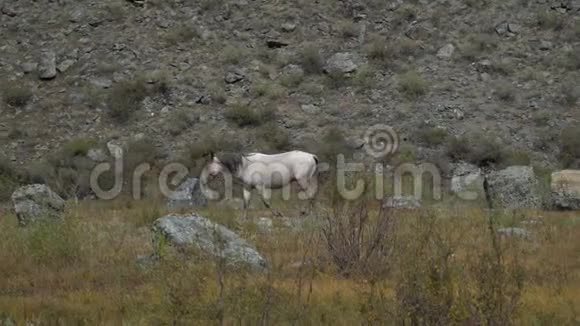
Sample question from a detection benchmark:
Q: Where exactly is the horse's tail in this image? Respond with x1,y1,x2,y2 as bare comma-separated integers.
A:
311,155,320,178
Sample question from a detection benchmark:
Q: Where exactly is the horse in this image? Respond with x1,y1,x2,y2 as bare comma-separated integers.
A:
203,150,319,218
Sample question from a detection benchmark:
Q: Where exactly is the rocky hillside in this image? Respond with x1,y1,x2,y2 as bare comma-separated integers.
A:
1,0,580,196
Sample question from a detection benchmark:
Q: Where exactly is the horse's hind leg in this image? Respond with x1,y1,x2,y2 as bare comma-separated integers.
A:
242,187,251,220
258,187,283,218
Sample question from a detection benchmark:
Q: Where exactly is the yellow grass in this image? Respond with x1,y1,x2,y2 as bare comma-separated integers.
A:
0,199,579,324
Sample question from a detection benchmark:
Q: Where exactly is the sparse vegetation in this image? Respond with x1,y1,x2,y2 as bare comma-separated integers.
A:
447,132,506,167
251,80,285,99
562,80,580,107
495,81,516,102
224,104,275,127
107,78,148,123
532,111,551,127
365,35,394,65
536,10,564,30
279,69,304,89
418,127,448,147
167,108,198,136
338,19,357,39
459,33,497,61
352,64,374,90
2,81,33,107
256,122,291,151
164,24,199,46
398,70,427,99
107,73,170,123
0,155,21,201
221,45,246,65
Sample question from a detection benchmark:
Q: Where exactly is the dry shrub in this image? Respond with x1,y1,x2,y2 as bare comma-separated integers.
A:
1,81,33,107
298,44,324,74
0,155,22,202
322,200,394,277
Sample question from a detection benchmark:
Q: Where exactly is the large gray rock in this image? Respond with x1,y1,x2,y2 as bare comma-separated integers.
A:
485,166,541,209
436,44,455,59
152,214,267,270
497,227,531,239
38,50,57,80
166,177,208,209
382,196,421,209
550,170,580,210
450,162,485,201
324,52,361,74
11,184,65,226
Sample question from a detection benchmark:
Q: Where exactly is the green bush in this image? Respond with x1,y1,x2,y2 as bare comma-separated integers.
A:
459,33,497,61
307,127,351,165
338,20,357,39
495,81,515,102
167,109,198,136
24,221,83,267
256,122,291,151
63,137,97,157
279,69,304,89
562,82,580,107
536,10,564,30
560,126,580,168
251,81,285,99
447,132,505,167
2,81,32,107
0,155,21,202
224,105,275,127
365,35,394,63
398,70,427,99
164,24,199,46
107,78,148,123
418,127,448,147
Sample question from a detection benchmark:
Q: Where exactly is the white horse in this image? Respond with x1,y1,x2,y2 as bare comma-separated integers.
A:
204,150,319,218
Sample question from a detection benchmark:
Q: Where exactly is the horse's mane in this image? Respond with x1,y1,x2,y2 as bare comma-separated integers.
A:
217,152,248,173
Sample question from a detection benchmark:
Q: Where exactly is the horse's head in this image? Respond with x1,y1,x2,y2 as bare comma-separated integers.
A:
205,151,223,177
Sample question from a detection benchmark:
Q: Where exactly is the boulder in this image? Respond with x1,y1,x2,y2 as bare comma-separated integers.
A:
436,44,455,59
450,163,485,201
324,52,361,74
300,104,320,114
38,50,57,80
224,70,244,84
166,177,208,209
485,166,541,209
550,170,580,210
152,214,267,270
382,196,421,209
497,227,531,239
87,148,108,162
281,22,297,32
11,184,65,226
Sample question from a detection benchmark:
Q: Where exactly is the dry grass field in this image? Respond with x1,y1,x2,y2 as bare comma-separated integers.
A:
1,195,579,325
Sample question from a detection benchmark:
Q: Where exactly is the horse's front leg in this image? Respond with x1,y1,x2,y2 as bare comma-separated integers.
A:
242,187,251,220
